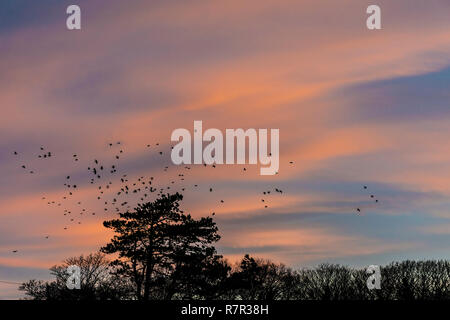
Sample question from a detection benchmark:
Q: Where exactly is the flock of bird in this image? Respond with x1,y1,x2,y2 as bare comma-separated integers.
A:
8,142,379,254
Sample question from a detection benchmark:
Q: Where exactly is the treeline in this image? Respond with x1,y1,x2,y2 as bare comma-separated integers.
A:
20,254,450,300
20,193,450,300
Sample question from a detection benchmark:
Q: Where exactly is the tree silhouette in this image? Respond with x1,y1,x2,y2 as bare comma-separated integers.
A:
19,253,132,300
228,254,295,300
19,194,450,301
101,192,221,300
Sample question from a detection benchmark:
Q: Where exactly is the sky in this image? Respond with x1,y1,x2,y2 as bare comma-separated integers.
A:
1,0,450,299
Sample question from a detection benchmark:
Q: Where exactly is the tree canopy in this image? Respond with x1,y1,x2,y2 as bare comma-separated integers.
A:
101,193,222,300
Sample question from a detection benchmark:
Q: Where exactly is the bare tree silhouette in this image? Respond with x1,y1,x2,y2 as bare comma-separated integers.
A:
20,253,132,300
